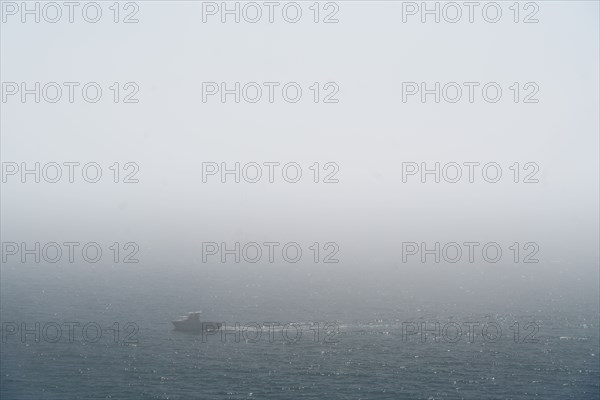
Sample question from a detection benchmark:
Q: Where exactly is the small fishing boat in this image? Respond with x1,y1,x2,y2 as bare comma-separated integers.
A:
172,311,222,333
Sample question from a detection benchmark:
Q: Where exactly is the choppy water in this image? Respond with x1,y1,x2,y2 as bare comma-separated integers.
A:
1,266,599,399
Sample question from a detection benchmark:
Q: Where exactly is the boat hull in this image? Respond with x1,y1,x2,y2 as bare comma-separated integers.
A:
172,320,222,333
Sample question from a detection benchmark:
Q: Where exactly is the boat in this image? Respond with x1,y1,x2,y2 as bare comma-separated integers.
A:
172,311,222,333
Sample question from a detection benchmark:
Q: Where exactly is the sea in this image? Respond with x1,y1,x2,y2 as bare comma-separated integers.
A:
1,265,598,399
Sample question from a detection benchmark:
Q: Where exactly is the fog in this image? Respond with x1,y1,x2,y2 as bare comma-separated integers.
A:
1,1,598,316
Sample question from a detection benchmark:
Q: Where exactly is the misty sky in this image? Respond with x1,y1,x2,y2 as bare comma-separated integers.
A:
1,2,598,308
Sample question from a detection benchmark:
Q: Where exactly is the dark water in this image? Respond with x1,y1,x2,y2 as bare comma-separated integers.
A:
1,266,599,399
